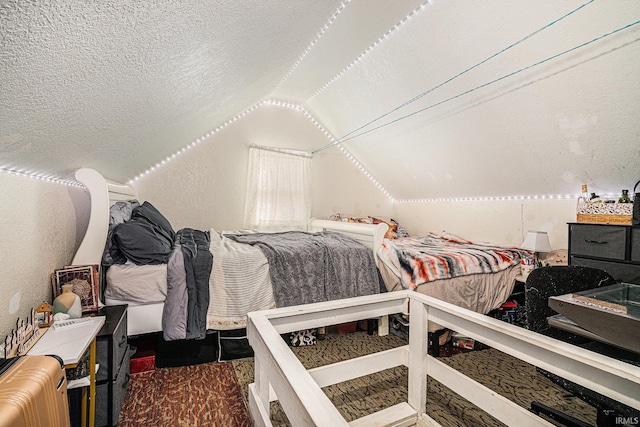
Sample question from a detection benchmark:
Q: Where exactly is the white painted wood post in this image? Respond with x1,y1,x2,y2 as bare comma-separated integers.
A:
407,298,428,417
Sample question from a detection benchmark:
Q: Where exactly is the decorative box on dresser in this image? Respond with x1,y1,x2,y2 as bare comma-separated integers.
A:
568,222,640,284
95,304,129,427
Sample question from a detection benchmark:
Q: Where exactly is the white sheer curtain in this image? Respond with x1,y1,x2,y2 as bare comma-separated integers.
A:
243,145,312,231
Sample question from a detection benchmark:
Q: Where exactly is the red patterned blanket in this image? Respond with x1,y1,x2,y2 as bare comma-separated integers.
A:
377,232,530,290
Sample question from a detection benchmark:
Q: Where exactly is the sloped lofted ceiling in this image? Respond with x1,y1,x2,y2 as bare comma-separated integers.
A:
1,0,639,200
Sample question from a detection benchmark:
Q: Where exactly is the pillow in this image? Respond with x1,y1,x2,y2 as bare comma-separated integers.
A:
103,200,140,266
111,219,173,265
370,217,400,239
327,213,408,238
131,201,176,243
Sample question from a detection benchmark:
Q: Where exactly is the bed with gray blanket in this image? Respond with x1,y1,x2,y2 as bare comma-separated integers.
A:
101,200,383,341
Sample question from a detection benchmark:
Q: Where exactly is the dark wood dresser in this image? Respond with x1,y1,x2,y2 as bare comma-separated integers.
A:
568,222,640,284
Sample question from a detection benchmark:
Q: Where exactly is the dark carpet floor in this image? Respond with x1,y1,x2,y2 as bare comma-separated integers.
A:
119,330,597,426
232,331,596,426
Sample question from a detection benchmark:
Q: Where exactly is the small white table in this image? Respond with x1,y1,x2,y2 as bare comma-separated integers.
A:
28,317,105,427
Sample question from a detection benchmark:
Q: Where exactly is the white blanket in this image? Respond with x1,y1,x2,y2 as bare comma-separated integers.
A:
206,229,276,330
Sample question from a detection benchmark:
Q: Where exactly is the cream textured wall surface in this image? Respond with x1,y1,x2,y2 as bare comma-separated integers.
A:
394,199,576,250
0,173,84,338
312,149,393,220
132,105,393,231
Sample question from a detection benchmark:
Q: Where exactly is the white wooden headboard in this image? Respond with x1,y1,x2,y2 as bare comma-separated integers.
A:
71,168,137,266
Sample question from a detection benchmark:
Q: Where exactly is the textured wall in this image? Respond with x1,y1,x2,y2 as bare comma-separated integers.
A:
0,173,84,338
394,199,576,250
133,105,393,232
312,149,394,220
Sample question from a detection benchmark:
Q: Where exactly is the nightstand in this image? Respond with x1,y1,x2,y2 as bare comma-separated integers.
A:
487,275,527,326
511,274,526,306
28,316,105,427
95,305,129,427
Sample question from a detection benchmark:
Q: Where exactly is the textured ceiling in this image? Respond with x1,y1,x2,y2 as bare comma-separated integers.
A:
0,0,346,180
1,0,639,199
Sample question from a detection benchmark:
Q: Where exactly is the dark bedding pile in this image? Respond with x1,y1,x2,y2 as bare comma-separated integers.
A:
107,201,175,266
103,201,213,341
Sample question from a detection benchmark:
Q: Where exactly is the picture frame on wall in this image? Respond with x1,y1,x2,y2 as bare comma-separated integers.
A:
52,264,100,313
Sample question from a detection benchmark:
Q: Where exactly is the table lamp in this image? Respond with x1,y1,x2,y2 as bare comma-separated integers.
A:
520,230,552,266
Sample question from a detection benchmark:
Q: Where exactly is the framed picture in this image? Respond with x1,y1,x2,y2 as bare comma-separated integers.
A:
52,265,99,313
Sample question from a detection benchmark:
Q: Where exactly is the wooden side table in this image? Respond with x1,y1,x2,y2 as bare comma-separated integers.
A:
28,316,105,427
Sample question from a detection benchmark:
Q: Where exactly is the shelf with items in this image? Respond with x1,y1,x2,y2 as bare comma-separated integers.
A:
576,184,634,225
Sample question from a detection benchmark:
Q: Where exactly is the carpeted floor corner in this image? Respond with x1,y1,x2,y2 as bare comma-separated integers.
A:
118,361,252,426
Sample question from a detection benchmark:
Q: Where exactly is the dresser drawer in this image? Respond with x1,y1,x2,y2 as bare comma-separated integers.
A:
570,224,627,260
571,256,640,284
632,228,640,263
112,312,128,375
96,307,128,382
96,352,130,427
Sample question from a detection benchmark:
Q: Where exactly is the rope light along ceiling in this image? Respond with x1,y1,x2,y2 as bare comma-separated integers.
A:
128,99,311,184
124,98,595,203
397,194,581,203
298,104,587,202
296,106,394,200
0,167,82,187
128,100,277,184
312,0,598,154
125,97,394,199
270,0,352,98
304,1,432,106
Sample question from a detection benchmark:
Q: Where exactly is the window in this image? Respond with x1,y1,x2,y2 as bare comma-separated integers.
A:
243,145,311,231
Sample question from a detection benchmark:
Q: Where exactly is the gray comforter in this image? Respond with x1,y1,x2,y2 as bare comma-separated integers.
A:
227,230,381,307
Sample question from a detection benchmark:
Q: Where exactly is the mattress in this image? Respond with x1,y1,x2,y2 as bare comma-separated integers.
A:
104,297,164,336
377,232,526,332
380,262,519,332
104,263,167,336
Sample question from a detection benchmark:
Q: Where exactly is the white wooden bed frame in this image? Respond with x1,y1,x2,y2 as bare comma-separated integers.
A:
70,167,390,336
247,290,640,426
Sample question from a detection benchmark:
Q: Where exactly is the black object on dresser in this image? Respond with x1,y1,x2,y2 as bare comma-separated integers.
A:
95,305,129,427
568,222,640,284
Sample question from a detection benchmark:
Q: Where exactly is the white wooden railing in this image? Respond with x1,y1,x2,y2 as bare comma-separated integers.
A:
246,290,640,427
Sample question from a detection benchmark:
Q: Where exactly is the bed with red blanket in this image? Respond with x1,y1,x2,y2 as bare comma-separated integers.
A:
376,231,530,331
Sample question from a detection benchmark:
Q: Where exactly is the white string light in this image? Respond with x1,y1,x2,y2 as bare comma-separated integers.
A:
127,98,596,203
0,167,82,187
337,145,394,201
270,0,351,97
128,100,270,184
395,194,582,203
304,1,431,105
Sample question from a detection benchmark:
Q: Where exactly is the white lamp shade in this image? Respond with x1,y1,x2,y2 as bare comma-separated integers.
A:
520,231,552,253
